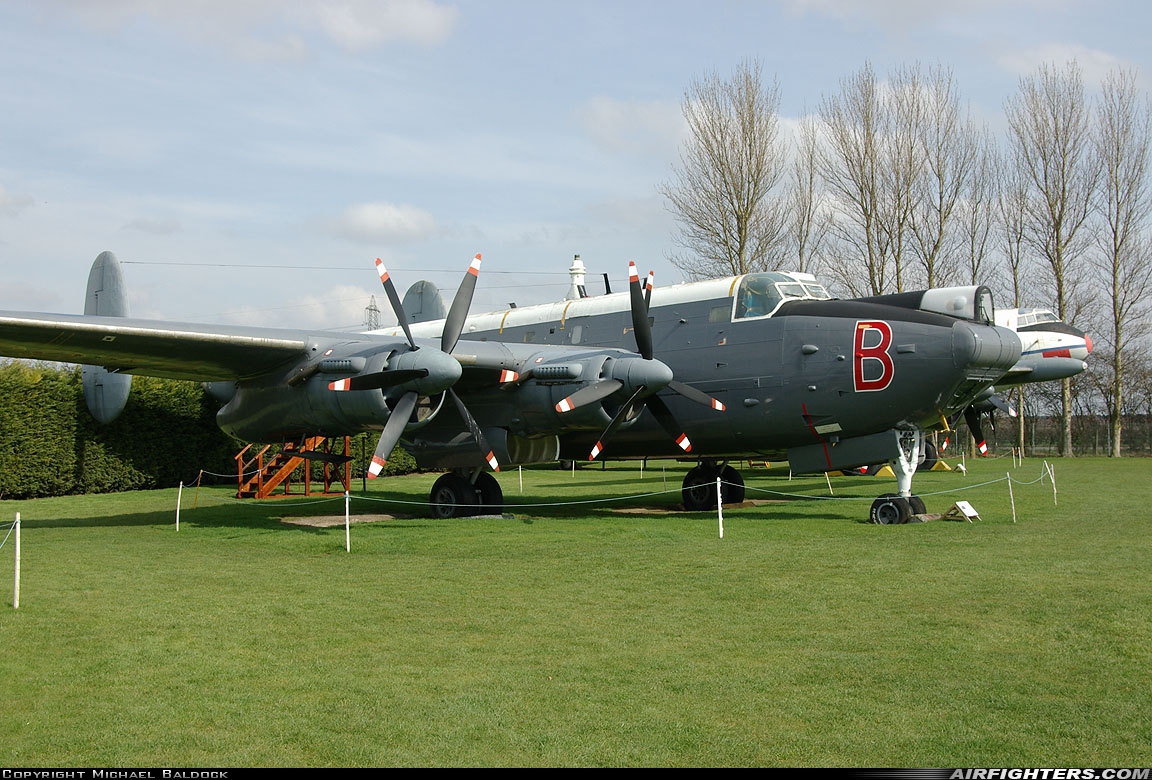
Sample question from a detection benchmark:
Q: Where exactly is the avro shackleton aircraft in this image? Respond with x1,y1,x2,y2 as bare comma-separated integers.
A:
0,252,1027,524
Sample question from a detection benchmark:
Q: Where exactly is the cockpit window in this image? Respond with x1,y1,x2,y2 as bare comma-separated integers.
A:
975,286,995,325
734,272,832,320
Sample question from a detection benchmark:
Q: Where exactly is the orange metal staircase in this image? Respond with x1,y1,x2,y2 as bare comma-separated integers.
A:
235,436,351,499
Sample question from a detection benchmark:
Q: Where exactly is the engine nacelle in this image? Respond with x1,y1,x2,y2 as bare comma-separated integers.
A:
507,352,632,437
216,375,396,442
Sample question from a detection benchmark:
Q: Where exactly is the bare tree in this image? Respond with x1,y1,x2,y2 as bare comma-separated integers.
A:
878,64,926,292
956,129,999,286
786,113,830,275
997,156,1036,454
1004,60,1099,456
818,63,887,295
1093,67,1152,456
905,65,989,288
662,59,789,279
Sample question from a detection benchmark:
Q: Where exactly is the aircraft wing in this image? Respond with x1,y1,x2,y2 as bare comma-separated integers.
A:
0,311,317,381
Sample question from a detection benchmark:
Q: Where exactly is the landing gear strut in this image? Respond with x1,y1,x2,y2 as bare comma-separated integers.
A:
681,460,745,511
428,469,504,518
868,429,926,524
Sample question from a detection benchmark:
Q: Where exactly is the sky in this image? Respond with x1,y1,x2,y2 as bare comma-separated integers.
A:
1,0,1149,330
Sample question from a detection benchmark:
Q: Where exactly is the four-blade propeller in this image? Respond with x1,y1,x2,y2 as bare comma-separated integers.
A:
554,261,725,461
330,254,497,478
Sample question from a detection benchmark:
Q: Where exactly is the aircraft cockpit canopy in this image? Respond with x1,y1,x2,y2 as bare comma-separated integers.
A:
734,272,832,319
1017,309,1060,326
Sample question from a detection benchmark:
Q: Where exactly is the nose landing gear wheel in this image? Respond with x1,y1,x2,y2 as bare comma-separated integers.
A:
870,494,912,525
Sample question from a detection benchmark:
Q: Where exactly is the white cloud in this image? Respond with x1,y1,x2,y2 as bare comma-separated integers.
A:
43,0,459,56
0,183,34,218
311,0,459,50
995,42,1127,87
122,216,182,235
578,97,684,159
333,202,438,243
782,0,1064,30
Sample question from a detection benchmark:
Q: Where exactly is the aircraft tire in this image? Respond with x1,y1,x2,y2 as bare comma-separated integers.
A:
682,466,718,511
908,495,926,516
475,471,503,515
430,472,478,519
917,441,938,472
720,465,745,503
870,494,912,525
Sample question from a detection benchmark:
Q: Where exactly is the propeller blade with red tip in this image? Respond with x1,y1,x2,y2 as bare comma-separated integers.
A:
367,391,419,479
588,387,646,460
375,258,416,349
443,254,482,354
645,395,692,454
964,406,989,456
327,368,428,392
667,379,726,411
555,379,623,413
449,388,499,471
628,261,653,360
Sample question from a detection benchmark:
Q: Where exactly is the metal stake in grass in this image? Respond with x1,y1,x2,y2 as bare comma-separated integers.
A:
345,491,351,553
1007,473,1016,523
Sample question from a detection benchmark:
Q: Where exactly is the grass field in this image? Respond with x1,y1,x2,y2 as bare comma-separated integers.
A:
1,456,1149,767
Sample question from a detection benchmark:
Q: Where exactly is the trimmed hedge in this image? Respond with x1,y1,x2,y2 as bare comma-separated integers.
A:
0,362,419,499
0,362,239,498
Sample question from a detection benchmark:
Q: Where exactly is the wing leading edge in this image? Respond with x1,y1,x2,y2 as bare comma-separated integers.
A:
0,311,314,381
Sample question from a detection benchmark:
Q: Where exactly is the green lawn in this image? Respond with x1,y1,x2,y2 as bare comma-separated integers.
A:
1,456,1149,767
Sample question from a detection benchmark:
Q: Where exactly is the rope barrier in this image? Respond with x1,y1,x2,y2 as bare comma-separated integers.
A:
0,517,15,551
155,456,1060,521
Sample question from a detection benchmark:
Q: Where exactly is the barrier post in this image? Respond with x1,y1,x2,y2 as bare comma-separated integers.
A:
345,491,351,553
176,482,183,531
716,476,724,538
1007,473,1016,524
13,513,19,610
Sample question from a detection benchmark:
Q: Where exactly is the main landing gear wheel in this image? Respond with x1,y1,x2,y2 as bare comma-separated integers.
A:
474,471,503,515
908,495,926,516
430,472,478,519
870,493,912,525
917,440,938,472
681,463,745,511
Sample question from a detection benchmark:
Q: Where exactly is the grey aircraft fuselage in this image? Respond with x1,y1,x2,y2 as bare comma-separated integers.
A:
357,273,1020,473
